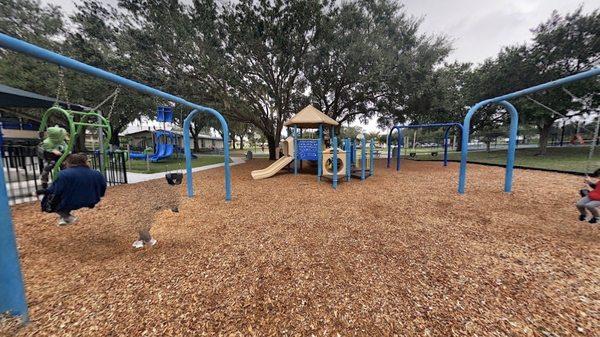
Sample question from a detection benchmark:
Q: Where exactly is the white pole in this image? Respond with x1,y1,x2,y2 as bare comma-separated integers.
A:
127,144,131,171
412,130,417,151
453,134,457,151
587,113,600,170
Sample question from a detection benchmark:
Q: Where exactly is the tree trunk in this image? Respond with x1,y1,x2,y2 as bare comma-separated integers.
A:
189,124,200,153
73,126,87,153
110,125,122,146
239,135,244,150
193,138,200,153
231,133,236,150
537,122,553,156
266,135,278,160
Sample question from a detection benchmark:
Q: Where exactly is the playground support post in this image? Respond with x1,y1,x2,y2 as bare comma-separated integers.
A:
443,127,451,166
370,139,375,176
0,157,28,321
293,125,298,175
345,138,351,182
396,132,401,171
361,137,366,180
0,33,232,201
318,124,322,182
332,137,338,189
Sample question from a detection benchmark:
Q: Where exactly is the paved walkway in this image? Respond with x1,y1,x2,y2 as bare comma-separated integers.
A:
126,157,246,184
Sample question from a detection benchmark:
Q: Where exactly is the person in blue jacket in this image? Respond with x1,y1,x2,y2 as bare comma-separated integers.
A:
41,153,107,226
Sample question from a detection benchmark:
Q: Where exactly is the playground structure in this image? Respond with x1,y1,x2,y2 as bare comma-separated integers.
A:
251,105,375,187
0,33,232,320
387,123,463,171
128,106,178,162
39,106,112,177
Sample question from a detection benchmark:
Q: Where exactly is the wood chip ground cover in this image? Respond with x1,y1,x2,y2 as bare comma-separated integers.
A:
1,160,598,336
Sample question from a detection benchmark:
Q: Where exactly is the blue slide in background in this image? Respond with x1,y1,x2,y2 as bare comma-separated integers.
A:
151,143,174,162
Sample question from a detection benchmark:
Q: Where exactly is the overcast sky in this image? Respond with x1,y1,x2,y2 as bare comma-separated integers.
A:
45,0,600,64
402,0,600,64
43,0,600,132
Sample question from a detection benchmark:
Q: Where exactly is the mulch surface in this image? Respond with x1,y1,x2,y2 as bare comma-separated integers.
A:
1,159,599,336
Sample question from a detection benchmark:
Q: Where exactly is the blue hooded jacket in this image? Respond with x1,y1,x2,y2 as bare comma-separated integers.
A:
45,166,107,212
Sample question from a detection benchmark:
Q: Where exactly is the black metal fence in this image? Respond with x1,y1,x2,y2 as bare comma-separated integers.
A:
2,142,128,205
87,150,128,186
2,142,43,205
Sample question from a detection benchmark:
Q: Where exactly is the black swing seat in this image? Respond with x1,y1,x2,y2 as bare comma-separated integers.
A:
165,173,183,185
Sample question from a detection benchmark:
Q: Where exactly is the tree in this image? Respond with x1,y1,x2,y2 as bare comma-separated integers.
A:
339,126,364,139
307,0,450,128
0,0,64,96
480,7,600,155
217,0,325,159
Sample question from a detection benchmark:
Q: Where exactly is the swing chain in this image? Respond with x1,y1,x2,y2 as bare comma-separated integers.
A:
55,67,70,108
107,86,120,121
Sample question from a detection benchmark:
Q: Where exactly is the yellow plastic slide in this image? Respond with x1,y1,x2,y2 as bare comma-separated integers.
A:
251,156,294,180
251,136,295,180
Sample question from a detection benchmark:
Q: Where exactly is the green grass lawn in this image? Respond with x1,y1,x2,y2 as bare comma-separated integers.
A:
230,148,270,158
408,146,600,173
127,155,229,173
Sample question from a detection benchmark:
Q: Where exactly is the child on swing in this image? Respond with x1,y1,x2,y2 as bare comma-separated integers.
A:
576,168,600,224
37,125,69,193
42,153,106,226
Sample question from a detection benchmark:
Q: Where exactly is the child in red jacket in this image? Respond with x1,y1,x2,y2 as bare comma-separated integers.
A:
576,169,600,224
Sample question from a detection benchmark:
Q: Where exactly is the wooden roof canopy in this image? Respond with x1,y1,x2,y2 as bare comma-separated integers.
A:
284,105,339,128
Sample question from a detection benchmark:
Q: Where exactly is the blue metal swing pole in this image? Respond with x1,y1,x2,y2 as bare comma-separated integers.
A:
443,126,451,167
361,136,366,180
299,129,303,171
0,33,232,200
458,67,600,194
0,158,28,321
386,131,392,168
345,138,351,182
293,125,298,175
332,137,338,189
396,128,402,171
318,124,323,182
370,139,375,176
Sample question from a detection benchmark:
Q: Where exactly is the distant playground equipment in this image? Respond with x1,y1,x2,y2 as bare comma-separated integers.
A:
251,105,375,187
128,106,198,162
149,129,176,162
387,123,463,172
129,146,153,159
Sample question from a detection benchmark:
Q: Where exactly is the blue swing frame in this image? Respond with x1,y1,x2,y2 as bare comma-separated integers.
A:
458,67,600,194
0,33,232,320
386,122,463,171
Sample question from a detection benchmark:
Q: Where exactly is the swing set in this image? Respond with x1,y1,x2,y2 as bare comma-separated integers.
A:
386,123,463,171
38,69,119,179
39,106,112,176
0,33,232,321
